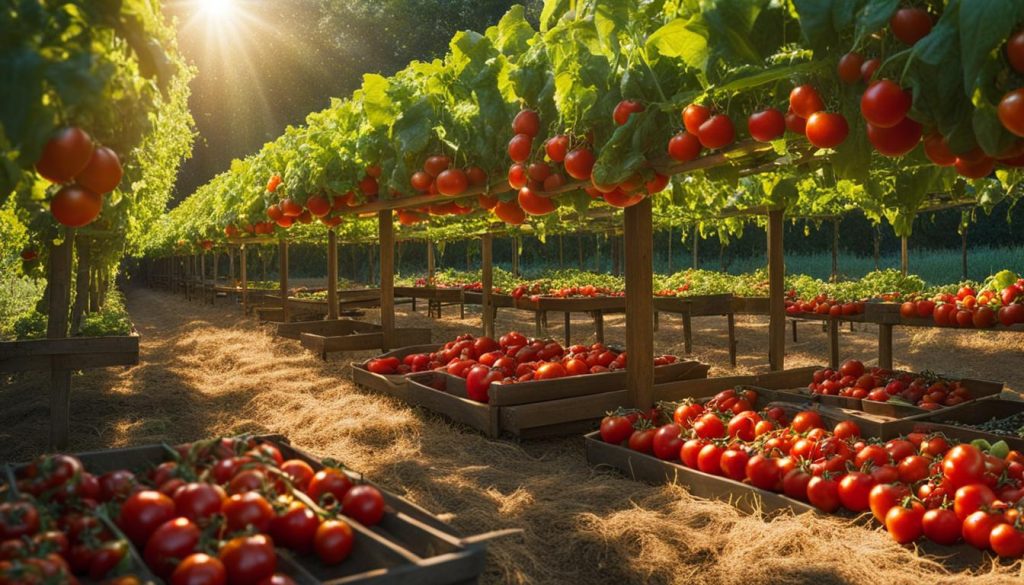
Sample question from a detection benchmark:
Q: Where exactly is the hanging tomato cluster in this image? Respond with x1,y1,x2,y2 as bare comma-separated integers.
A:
35,127,123,228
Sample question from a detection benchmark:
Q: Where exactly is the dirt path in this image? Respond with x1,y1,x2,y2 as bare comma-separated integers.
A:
1,288,1022,584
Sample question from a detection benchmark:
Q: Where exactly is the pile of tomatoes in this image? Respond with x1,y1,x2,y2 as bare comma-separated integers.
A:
808,360,973,410
785,293,866,317
899,283,1024,329
365,332,677,403
509,282,622,301
599,389,1024,556
34,126,123,229
0,436,386,584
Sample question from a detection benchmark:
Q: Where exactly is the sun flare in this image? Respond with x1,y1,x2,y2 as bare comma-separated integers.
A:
199,0,237,21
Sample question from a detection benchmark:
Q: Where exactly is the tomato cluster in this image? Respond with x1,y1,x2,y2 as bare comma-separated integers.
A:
809,360,973,410
600,391,1024,556
510,282,622,300
34,126,124,228
900,282,1024,329
1,437,386,584
785,292,865,317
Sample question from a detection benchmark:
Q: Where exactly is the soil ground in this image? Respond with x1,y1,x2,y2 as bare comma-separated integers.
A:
2,286,1023,584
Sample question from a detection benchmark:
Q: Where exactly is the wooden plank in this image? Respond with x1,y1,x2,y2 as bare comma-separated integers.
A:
379,211,396,350
405,375,500,438
327,230,339,320
827,319,840,369
727,313,737,367
901,236,909,276
481,234,494,339
767,209,786,370
278,319,381,340
624,198,654,408
47,231,75,450
878,323,893,370
70,237,90,334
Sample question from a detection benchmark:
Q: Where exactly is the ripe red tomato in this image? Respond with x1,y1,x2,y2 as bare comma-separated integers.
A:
954,483,996,521
806,476,840,512
673,402,704,428
682,104,711,134
805,112,848,148
897,455,931,484
782,468,812,501
886,502,925,543
545,135,569,162
222,492,275,534
791,411,824,433
697,115,735,149
36,126,94,184
869,483,910,523
645,173,669,194
921,508,961,546
785,111,806,134
436,169,468,196
308,468,353,507
171,553,226,585
955,154,995,179
867,117,922,157
306,194,331,217
508,134,533,163
667,131,702,162
861,80,911,128
0,502,39,540
890,8,932,45
280,198,302,217
75,146,122,194
599,415,634,444
998,89,1024,137
860,58,880,83
512,109,540,137
720,448,750,481
651,424,684,461
507,163,528,189
923,133,956,166
144,517,200,577
962,510,1005,549
696,443,724,475
837,52,864,84
628,428,656,454
1008,31,1024,74
358,176,378,196
118,490,176,546
990,523,1024,558
603,189,644,208
50,185,102,227
832,420,860,440
943,445,985,488
494,200,526,225
173,483,226,523
518,187,557,216
789,85,824,118
280,460,315,492
693,412,725,439
747,108,785,142
271,501,320,554
837,472,875,512
342,485,385,526
423,155,451,177
219,534,276,585
613,99,645,125
564,148,595,180
314,519,354,565
410,171,432,192
745,454,781,491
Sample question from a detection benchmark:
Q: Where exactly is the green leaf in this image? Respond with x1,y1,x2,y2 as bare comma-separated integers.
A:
393,98,433,154
645,17,709,72
791,0,834,51
960,0,1024,94
360,74,393,127
853,0,899,48
593,0,629,58
540,0,572,32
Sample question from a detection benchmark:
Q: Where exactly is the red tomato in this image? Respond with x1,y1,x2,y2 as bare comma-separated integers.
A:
890,8,932,45
682,104,711,134
222,492,275,534
720,448,750,481
921,508,961,546
954,483,996,521
697,115,735,149
219,535,276,585
838,472,876,512
746,455,781,491
805,112,848,148
791,411,824,433
507,134,532,163
628,429,656,454
118,490,176,546
50,185,102,227
837,52,863,84
885,502,925,544
512,109,540,137
697,443,724,475
144,517,200,577
35,126,94,183
747,108,785,142
307,468,353,508
667,132,701,162
860,80,911,128
535,362,567,380
860,58,880,83
545,135,569,162
807,476,840,512
897,455,931,485
342,485,385,526
75,146,122,194
613,99,645,125
785,111,806,134
279,460,315,492
314,519,355,565
564,149,595,180
832,420,860,440
867,117,922,157
271,501,320,554
923,133,956,166
789,85,824,118
173,483,226,524
423,155,451,177
170,552,227,585
436,169,468,196
782,468,812,501
599,415,634,444
990,523,1024,558
943,445,985,488
962,511,1005,549
999,89,1024,137
651,424,684,461
693,413,726,439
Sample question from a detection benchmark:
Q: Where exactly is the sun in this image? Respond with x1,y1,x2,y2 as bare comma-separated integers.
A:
199,0,237,21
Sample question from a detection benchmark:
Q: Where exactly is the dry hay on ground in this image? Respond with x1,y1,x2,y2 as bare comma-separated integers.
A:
1,288,1022,584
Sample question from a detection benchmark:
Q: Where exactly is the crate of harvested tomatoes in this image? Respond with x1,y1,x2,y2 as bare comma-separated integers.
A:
0,434,499,585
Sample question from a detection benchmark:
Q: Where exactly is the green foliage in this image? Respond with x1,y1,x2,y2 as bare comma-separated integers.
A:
77,290,132,337
6,310,47,341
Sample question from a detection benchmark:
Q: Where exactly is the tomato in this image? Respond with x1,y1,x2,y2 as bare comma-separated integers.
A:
342,485,385,526
613,99,645,125
219,534,276,585
805,112,849,148
919,508,961,546
860,58,880,83
545,135,569,162
599,415,634,444
279,198,302,217
886,502,925,544
791,411,824,433
682,104,711,134
747,108,785,142
693,412,725,439
0,502,39,540
645,173,669,194
896,455,931,485
314,519,354,565
628,429,656,454
307,468,353,509
867,482,907,523
75,145,122,194
837,52,863,84
785,111,806,134
789,85,824,118
890,8,931,45
806,476,840,512
145,517,200,577
867,117,922,157
50,185,102,227
534,361,567,380
990,523,1024,558
174,483,226,524
279,460,315,492
171,553,227,585
746,455,781,491
954,483,996,521
696,443,724,475
782,468,812,501
512,109,540,137
223,492,275,533
436,169,468,196
89,540,128,580
667,132,701,162
271,501,319,554
118,490,176,546
962,511,1005,550
35,126,94,184
697,114,734,149
651,424,684,461
527,162,551,183
923,133,956,166
955,154,995,179
228,469,267,495
258,575,297,585
564,148,595,180
410,171,432,192
366,357,400,375
998,89,1024,137
860,80,911,128
832,420,860,440
838,472,876,512
423,155,451,177
943,444,985,488
720,448,749,481
507,134,532,163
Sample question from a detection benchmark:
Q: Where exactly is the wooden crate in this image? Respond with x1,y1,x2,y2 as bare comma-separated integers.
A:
887,398,1024,452
7,435,491,585
733,296,770,315
351,345,444,393
279,318,383,341
859,377,1003,418
301,328,432,359
0,334,140,373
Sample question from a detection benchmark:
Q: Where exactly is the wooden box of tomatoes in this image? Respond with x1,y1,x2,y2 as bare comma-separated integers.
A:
351,344,444,393
889,398,1024,453
2,434,493,585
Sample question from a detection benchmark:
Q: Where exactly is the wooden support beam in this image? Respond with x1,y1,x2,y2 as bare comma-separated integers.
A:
327,230,339,320
47,230,74,450
827,319,840,369
482,234,494,339
70,237,90,335
240,245,248,314
878,323,894,370
279,239,290,323
767,209,786,370
900,236,909,276
624,198,654,408
379,210,395,349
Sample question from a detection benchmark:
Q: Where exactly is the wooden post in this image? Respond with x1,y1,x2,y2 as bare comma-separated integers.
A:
831,219,839,282
379,211,395,349
624,198,654,408
426,240,435,284
767,209,786,371
900,236,909,276
961,226,968,281
70,237,90,334
512,237,520,277
482,234,494,339
48,230,75,449
692,225,699,269
878,323,893,370
827,319,840,369
327,230,339,320
240,244,248,314
279,239,290,323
